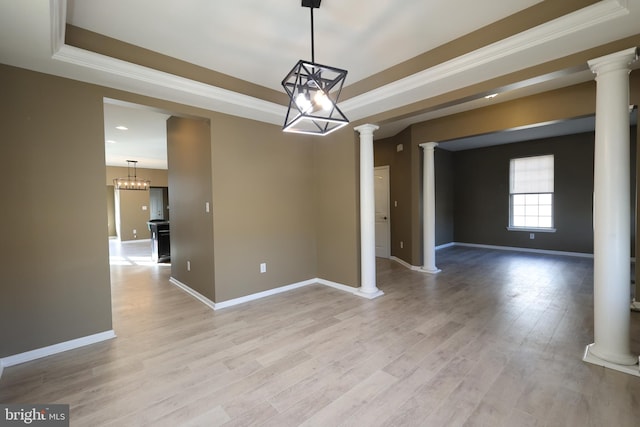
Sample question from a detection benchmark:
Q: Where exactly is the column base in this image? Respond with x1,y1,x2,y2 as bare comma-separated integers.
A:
420,266,441,274
631,299,640,312
354,287,384,299
583,344,639,377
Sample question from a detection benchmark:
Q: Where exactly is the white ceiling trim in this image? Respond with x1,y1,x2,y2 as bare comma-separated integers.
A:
53,44,288,123
341,0,630,119
50,0,286,126
46,0,633,131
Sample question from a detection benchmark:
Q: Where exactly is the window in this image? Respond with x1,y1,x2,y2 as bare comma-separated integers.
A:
509,154,555,231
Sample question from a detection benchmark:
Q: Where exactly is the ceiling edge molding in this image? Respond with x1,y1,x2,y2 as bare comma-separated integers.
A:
340,0,629,117
50,0,66,55
50,0,285,125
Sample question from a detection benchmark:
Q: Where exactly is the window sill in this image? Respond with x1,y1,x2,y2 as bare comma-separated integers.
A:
507,227,556,233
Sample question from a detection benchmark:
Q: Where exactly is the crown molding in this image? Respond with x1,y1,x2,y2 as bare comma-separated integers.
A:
49,0,633,127
341,0,631,120
50,1,286,125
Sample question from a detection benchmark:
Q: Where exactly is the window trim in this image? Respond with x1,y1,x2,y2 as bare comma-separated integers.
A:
508,155,556,232
506,226,557,233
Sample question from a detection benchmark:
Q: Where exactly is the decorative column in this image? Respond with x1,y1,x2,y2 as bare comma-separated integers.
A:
420,142,441,274
584,47,639,373
354,124,384,299
635,122,640,311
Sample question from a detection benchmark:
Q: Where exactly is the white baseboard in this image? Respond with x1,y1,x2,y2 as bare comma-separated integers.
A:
436,242,456,250
316,278,359,294
170,277,360,311
213,279,318,310
389,241,594,272
453,242,593,258
169,277,216,310
0,330,116,375
389,256,422,271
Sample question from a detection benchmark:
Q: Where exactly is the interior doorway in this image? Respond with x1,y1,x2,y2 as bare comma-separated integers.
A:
150,187,170,220
374,165,391,258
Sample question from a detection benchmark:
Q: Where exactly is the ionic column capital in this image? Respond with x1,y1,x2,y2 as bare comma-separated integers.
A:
588,47,638,76
354,124,379,137
419,142,439,150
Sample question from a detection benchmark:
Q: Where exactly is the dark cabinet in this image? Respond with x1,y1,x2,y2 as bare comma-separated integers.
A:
148,220,170,262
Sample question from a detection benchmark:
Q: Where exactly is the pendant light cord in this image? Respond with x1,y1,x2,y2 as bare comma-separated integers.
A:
310,7,315,63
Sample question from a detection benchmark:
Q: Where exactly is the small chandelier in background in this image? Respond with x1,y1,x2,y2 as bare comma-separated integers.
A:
282,0,349,136
114,160,150,191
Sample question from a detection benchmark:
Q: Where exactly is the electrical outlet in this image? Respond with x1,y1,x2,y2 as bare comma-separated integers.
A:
187,261,191,271
400,241,404,249
133,229,137,234
260,263,267,273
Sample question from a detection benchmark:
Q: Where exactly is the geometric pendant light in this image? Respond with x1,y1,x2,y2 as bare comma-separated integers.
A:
282,0,349,136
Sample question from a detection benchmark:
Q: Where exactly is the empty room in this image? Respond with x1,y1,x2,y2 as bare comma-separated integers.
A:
2,1,640,425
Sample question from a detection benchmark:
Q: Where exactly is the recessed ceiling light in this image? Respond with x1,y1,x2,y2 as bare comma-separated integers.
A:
484,93,498,99
115,125,128,130
106,140,117,144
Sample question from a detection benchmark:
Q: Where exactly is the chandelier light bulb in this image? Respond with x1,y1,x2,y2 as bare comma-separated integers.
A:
295,93,312,112
314,91,333,111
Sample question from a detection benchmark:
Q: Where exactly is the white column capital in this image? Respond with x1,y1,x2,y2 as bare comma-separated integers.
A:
419,142,438,150
588,47,638,75
354,124,379,137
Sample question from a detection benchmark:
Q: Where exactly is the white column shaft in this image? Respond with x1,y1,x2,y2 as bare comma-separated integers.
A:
354,124,383,299
420,142,440,274
587,47,638,366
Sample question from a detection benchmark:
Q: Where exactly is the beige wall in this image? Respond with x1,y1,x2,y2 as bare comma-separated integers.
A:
0,64,113,357
211,115,318,301
167,116,216,300
386,70,640,266
314,131,361,287
0,62,362,357
106,166,168,240
114,189,152,241
374,128,415,264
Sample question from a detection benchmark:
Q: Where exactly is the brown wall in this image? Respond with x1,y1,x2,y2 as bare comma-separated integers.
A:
374,128,415,264
434,148,455,247
377,71,639,266
167,116,216,300
0,64,113,357
211,116,317,301
0,63,361,357
106,166,168,240
114,189,151,241
314,130,361,288
453,133,592,252
107,186,116,236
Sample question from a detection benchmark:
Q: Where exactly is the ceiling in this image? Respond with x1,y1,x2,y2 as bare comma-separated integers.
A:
1,0,640,169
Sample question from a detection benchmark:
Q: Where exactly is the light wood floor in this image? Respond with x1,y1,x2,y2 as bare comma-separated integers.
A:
2,242,640,426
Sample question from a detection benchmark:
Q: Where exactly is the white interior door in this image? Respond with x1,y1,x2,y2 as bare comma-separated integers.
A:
374,166,391,258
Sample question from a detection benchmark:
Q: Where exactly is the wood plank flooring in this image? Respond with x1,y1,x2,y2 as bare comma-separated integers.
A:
2,242,640,426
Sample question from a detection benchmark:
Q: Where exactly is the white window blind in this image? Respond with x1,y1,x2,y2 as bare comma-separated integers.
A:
509,155,554,194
